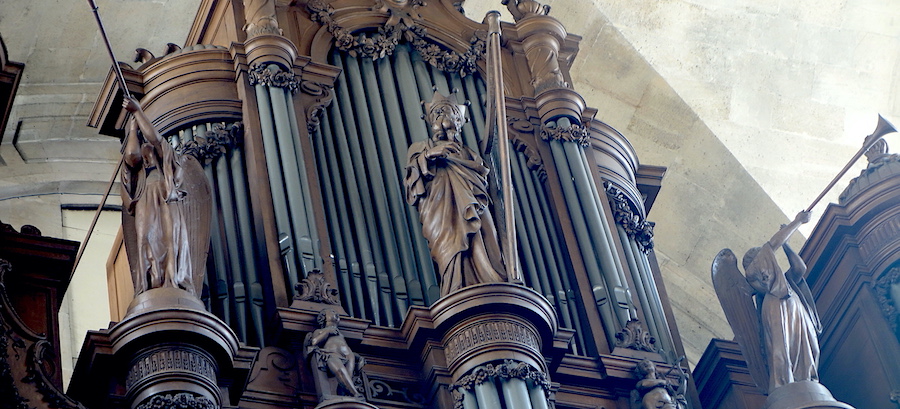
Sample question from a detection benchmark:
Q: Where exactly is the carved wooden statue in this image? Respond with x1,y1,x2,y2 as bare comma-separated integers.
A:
631,359,687,409
121,96,211,297
713,210,821,393
405,92,507,297
305,309,366,400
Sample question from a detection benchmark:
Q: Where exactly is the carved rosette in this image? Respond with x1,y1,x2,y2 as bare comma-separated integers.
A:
615,319,657,352
605,183,655,253
176,122,243,165
248,64,300,93
539,123,588,146
449,360,551,409
306,0,485,76
294,269,340,305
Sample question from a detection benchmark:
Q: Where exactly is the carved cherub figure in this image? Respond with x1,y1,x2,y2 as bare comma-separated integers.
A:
631,359,687,409
305,309,365,399
713,210,820,393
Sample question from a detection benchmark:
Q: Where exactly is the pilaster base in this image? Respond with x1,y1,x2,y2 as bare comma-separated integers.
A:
764,381,855,409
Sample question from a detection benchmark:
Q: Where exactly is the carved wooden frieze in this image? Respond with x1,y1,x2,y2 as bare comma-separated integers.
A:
126,346,217,392
606,183,655,253
859,212,900,261
444,319,541,367
306,0,485,76
134,393,216,409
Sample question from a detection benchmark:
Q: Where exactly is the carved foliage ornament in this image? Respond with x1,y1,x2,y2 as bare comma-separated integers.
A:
605,183,654,253
508,116,547,182
248,64,300,93
450,360,550,409
874,265,900,335
539,123,588,146
135,393,215,409
176,122,243,165
615,319,657,352
367,377,427,407
301,81,335,133
306,0,485,77
294,269,340,305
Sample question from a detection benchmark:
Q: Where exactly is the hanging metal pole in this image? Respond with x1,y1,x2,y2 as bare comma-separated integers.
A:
71,0,131,278
484,11,519,282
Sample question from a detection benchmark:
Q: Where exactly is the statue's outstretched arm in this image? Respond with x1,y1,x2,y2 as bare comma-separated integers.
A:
767,210,811,249
122,96,164,148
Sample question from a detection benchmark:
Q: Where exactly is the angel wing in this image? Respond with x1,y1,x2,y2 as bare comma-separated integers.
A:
175,153,212,296
711,248,769,394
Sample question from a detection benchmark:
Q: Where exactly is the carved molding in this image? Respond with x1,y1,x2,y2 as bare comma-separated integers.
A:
539,123,588,146
859,212,900,261
450,360,550,409
605,183,655,253
306,0,485,76
301,81,335,133
135,393,216,409
126,346,217,391
294,269,340,305
615,319,657,352
248,64,300,92
444,319,541,366
176,122,243,164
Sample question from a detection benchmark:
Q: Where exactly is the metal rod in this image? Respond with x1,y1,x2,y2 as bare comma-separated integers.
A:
805,114,897,212
485,11,518,282
87,0,131,99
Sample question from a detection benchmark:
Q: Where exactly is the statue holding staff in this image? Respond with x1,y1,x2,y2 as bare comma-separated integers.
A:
121,96,211,297
405,91,507,297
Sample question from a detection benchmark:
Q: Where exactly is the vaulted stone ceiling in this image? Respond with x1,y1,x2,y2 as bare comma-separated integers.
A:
0,0,897,367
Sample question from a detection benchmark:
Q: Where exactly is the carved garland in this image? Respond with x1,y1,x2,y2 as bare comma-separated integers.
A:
605,183,654,253
294,269,340,305
449,360,550,409
134,393,216,409
176,122,243,165
248,64,300,93
539,123,589,146
615,319,657,352
874,266,900,335
306,0,485,77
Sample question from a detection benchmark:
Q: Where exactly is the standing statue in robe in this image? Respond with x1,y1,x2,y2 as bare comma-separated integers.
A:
121,96,211,297
405,91,507,297
713,210,821,393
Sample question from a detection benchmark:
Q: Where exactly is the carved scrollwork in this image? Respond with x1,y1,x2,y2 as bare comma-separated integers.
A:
248,64,300,92
134,393,216,409
508,116,547,182
306,0,484,76
450,360,551,409
539,123,588,146
367,378,427,407
294,269,340,305
301,81,335,133
176,122,243,165
615,319,657,352
605,183,654,253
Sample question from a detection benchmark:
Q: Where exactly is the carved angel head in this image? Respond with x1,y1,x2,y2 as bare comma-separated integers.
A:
423,91,467,142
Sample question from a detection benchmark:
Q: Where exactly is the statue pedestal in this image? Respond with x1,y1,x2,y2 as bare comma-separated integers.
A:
315,397,380,409
108,287,249,409
764,381,855,409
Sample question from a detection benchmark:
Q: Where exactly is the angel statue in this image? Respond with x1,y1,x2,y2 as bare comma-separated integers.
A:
121,96,211,297
712,210,820,394
405,91,507,297
305,309,366,400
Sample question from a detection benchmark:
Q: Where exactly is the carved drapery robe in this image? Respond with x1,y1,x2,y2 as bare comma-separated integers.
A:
746,243,820,390
406,138,506,296
122,131,192,295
